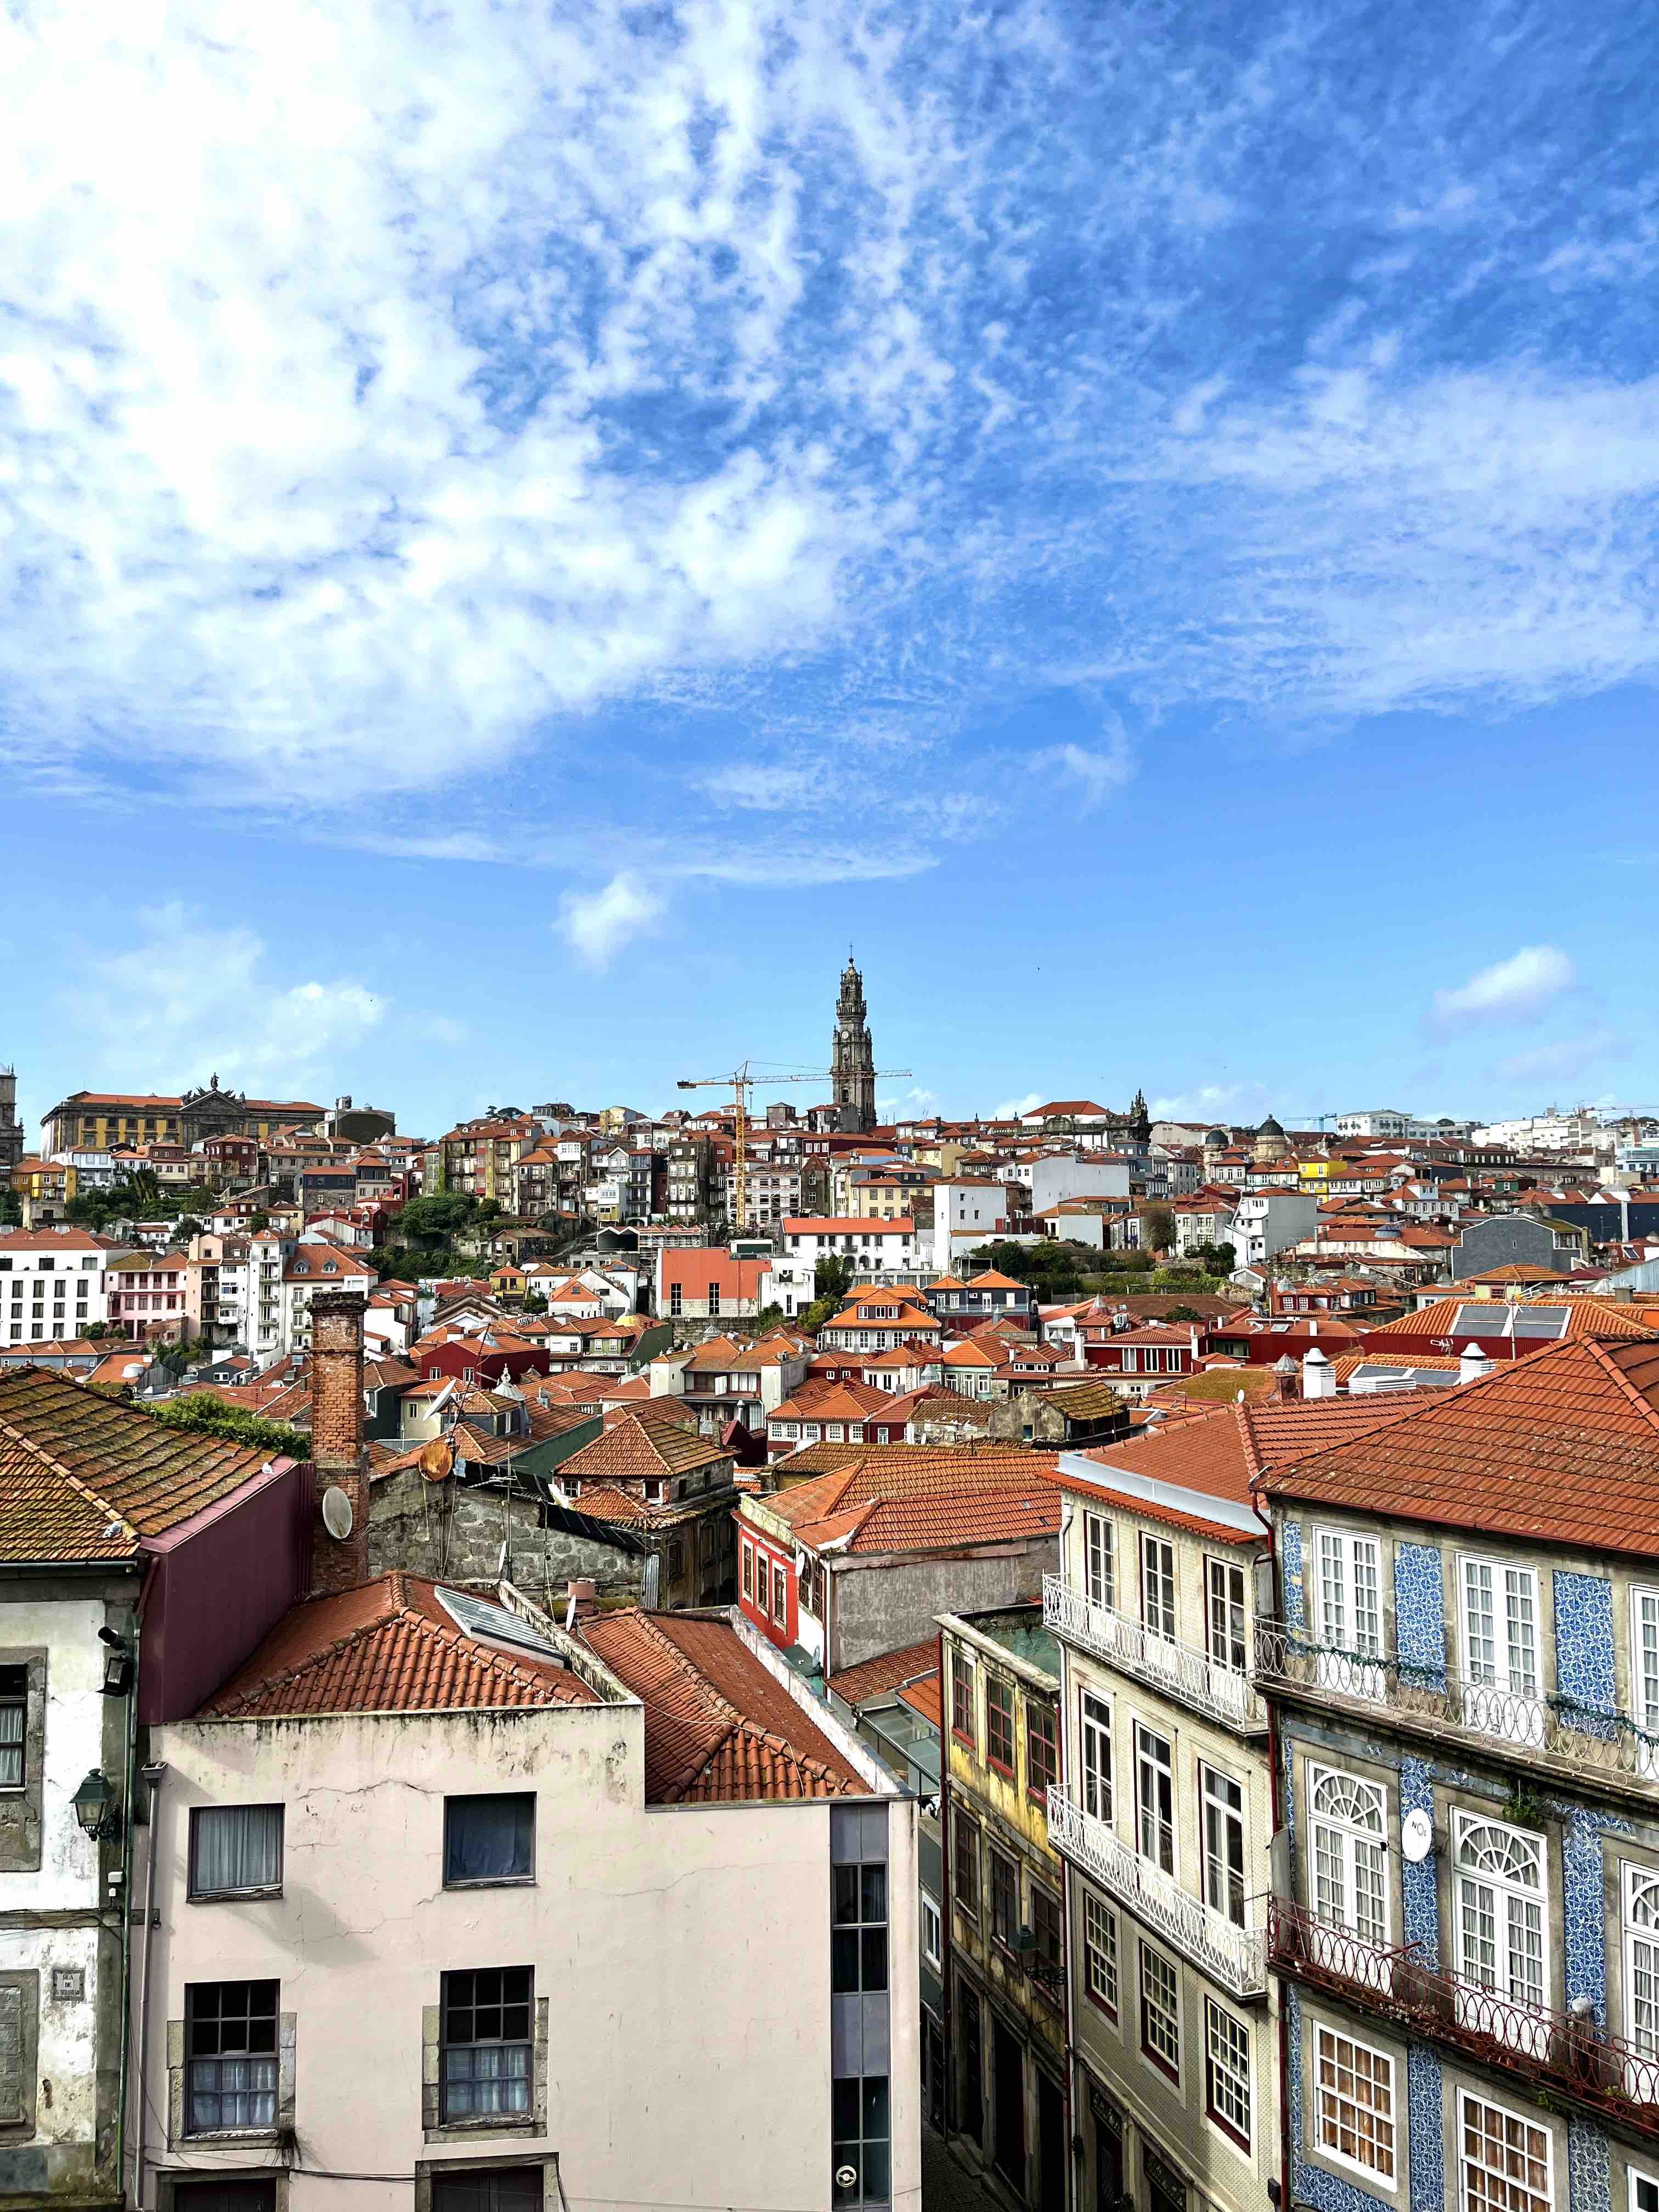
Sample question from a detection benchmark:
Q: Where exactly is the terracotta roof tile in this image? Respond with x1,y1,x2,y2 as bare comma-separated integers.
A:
561,1409,736,1482
578,1609,868,1803
764,1447,1060,1555
200,1573,599,1716
828,1638,941,1705
1261,1336,1659,1558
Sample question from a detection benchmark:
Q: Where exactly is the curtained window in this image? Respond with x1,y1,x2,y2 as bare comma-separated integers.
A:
445,1794,535,1886
190,1807,284,1898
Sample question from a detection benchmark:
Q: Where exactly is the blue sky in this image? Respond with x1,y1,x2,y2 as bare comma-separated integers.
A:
3,0,1657,1140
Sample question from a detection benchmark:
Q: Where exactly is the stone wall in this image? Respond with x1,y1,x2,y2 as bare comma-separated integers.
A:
365,1470,647,1609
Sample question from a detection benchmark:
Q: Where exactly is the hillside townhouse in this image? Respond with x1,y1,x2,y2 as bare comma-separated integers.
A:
927,1270,1035,1330
819,1291,945,1356
648,1329,811,1437
0,1228,114,1345
654,1246,767,1321
933,1182,1015,1273
281,1240,377,1355
105,1249,191,1342
736,1447,1060,1675
1079,1320,1205,1399
1041,1395,1424,2212
540,1409,743,1609
1255,1335,1659,2212
1230,1189,1318,1271
939,1604,1069,2210
765,1218,928,1317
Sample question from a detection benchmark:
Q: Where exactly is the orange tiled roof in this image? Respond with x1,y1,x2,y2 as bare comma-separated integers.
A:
200,1573,598,1716
764,1447,1060,1555
828,1637,941,1705
578,1609,868,1803
0,1364,280,1561
560,1409,736,1482
1367,1295,1659,1343
1260,1337,1659,1558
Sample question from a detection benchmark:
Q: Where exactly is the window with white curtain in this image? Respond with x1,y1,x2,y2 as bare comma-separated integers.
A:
0,1667,25,1790
189,1805,284,1899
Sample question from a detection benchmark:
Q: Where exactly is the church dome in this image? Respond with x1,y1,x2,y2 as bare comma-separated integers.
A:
1256,1114,1285,1138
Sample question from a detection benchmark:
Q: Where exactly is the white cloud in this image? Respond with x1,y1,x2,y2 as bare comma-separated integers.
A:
1432,945,1575,1025
1497,1029,1621,1085
877,1086,940,1118
1034,725,1136,808
65,902,385,1090
558,873,664,967
1148,1081,1269,1123
994,1092,1045,1118
699,765,819,812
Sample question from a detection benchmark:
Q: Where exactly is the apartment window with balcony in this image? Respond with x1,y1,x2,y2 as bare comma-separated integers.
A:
951,1657,977,1750
1207,1559,1247,1675
1457,2092,1550,2212
1459,1556,1541,1724
1624,1866,1659,2068
953,1810,980,1918
989,1847,1018,1954
1026,1700,1057,1804
1141,1536,1176,1645
440,1967,534,2122
1204,1999,1250,2149
1200,1766,1246,1928
184,1980,279,2132
1634,1588,1659,1745
1083,1888,1118,2016
1138,1942,1180,2081
1084,1511,1115,1609
1308,1766,1387,1947
1313,2025,1396,2182
1080,1691,1112,1821
1453,1813,1546,2019
1313,1527,1384,1677
985,1677,1015,1776
1135,1724,1175,1874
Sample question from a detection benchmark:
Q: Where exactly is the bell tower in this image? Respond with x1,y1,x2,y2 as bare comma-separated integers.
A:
831,955,877,1134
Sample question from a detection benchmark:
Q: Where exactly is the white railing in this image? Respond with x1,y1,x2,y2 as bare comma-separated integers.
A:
1044,1576,1263,1732
1046,1785,1266,2000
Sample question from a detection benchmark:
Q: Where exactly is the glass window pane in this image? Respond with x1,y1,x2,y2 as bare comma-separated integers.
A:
445,1795,534,1883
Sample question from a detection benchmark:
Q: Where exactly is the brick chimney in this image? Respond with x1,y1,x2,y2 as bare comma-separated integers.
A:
308,1290,369,1597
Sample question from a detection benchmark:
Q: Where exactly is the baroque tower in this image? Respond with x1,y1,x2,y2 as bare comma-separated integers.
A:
0,1068,20,1175
831,955,877,1134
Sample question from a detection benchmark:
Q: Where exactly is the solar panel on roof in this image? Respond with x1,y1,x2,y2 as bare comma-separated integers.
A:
1510,1306,1570,1337
436,1587,562,1660
1452,1306,1488,1334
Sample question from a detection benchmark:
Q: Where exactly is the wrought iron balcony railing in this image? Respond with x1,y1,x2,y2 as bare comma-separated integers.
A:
1047,1785,1266,2000
1268,1899,1659,2139
1252,1628,1659,1789
1045,1576,1264,1733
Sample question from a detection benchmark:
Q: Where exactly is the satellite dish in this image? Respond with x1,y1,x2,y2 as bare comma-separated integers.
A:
419,1438,454,1483
1401,1808,1434,1863
321,1486,354,1541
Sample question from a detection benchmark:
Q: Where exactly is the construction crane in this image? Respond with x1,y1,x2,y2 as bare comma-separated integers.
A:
676,1059,912,1230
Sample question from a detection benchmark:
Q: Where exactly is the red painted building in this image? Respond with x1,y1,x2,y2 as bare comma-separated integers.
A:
738,1517,797,1649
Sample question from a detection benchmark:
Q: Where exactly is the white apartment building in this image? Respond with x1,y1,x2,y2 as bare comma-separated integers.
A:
138,1583,919,2212
214,1230,293,1361
930,1182,1013,1273
0,1227,113,1344
1042,1426,1280,2212
1228,1189,1316,1271
764,1216,927,1315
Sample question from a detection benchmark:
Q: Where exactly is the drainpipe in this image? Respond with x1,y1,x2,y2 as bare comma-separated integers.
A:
132,1760,166,2210
114,1554,158,2212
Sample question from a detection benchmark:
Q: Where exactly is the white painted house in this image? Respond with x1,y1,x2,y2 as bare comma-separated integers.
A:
0,1228,115,1345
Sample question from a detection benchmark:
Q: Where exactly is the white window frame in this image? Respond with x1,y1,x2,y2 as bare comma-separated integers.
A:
1311,1527,1384,1697
1312,2024,1397,2185
1203,1996,1251,2152
1456,2090,1551,2212
1631,2169,1659,2212
1457,1555,1543,1746
1080,1690,1112,1824
1633,1586,1659,1776
1452,1810,1549,2057
1307,1764,1390,1966
1623,1863,1659,2089
1134,1721,1175,1874
921,1892,943,1971
1141,1534,1176,1646
1206,1556,1247,1676
1138,1939,1181,2083
1082,1887,1118,2018
1200,1763,1247,1929
1084,1511,1115,1611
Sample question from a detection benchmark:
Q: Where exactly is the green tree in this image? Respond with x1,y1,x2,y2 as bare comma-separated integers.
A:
249,1210,271,1233
1139,1205,1176,1255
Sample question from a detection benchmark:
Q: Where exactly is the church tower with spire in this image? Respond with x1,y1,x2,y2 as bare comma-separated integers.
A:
831,954,877,1133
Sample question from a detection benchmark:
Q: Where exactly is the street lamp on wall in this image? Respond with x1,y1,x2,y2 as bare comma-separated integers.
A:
72,1769,120,1842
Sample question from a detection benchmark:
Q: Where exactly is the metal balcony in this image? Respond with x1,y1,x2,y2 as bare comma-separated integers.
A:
1047,1785,1266,2000
1268,1899,1659,2140
1044,1576,1265,1734
1253,1629,1659,1802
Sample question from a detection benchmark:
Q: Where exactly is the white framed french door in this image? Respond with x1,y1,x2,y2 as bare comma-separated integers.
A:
1307,1764,1391,1993
1457,1557,1544,1747
1453,1812,1548,2058
1311,1528,1385,1700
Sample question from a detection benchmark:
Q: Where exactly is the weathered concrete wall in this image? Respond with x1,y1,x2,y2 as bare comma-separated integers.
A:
832,1540,1057,1673
366,1472,646,1607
